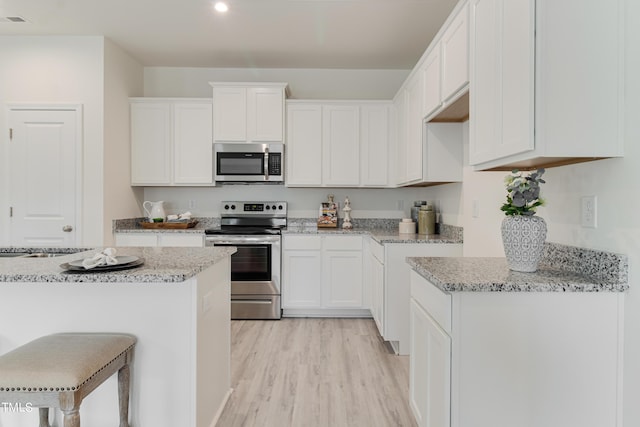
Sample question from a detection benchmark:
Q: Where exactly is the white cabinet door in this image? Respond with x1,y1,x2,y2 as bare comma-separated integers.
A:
469,0,629,170
173,102,213,184
322,250,363,308
371,252,385,336
211,83,287,144
130,99,213,186
248,87,284,142
410,298,451,427
360,104,390,187
322,105,360,186
422,47,442,119
212,86,247,142
322,235,363,308
394,93,407,185
282,249,322,308
131,102,172,185
286,103,323,186
404,75,424,184
441,1,470,103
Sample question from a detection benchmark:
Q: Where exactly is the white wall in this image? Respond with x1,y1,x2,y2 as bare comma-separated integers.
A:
103,39,145,246
143,67,410,100
141,184,462,225
0,36,104,246
0,36,145,247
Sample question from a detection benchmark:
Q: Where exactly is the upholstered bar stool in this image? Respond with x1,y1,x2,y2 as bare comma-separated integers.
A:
0,333,136,427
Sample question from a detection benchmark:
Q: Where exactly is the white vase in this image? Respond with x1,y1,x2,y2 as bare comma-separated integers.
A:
501,215,547,272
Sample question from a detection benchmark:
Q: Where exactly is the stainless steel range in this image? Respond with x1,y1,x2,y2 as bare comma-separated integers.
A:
204,201,287,320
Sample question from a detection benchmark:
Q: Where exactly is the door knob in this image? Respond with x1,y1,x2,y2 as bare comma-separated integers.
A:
62,225,73,232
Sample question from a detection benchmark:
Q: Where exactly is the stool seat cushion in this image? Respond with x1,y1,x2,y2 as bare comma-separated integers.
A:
0,333,136,392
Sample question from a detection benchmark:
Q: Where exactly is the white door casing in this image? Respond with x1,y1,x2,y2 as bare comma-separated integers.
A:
7,105,82,247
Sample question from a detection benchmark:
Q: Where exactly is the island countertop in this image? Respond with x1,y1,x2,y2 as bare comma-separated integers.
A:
0,246,236,283
407,253,628,293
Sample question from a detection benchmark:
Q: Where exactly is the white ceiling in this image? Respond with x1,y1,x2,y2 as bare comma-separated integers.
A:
0,0,458,69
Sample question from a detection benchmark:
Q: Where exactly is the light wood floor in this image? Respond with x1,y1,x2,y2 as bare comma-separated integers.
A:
216,318,417,427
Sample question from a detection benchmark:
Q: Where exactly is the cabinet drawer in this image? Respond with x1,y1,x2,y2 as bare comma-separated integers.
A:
410,270,452,334
323,235,362,251
370,239,384,263
283,235,322,250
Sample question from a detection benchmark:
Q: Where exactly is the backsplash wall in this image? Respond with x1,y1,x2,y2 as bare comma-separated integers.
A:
141,184,463,226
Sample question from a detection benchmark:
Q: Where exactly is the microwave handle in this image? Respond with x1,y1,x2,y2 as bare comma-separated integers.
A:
264,147,269,180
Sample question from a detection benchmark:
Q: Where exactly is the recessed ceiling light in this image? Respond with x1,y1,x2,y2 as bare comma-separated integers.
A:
214,1,229,13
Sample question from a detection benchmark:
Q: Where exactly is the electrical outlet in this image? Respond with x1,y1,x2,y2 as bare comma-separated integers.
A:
472,199,479,218
581,196,597,228
188,200,196,209
397,200,404,210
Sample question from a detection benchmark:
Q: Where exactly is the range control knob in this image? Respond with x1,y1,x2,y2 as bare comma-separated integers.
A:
224,204,229,210
231,205,236,210
266,205,271,210
278,205,283,210
272,205,277,210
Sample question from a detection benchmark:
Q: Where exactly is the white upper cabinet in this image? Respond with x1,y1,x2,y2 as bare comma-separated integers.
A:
422,48,442,119
440,1,470,104
286,100,392,188
393,0,468,187
210,82,287,144
286,103,323,186
322,104,360,186
360,104,390,186
130,98,213,186
469,0,625,170
405,74,425,184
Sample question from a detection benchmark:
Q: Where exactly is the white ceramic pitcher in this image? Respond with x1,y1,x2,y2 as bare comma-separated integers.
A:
143,201,166,222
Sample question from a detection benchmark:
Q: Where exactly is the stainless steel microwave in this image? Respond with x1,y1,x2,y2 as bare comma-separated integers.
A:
214,143,284,184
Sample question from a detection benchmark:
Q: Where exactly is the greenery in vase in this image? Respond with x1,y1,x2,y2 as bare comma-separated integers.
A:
501,169,546,216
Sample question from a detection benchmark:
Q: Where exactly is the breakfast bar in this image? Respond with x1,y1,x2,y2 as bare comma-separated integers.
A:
0,246,235,427
406,244,628,427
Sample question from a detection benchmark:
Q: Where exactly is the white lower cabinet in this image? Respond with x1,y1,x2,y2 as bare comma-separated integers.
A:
282,234,367,316
114,232,204,247
369,241,462,355
409,269,624,427
410,299,451,427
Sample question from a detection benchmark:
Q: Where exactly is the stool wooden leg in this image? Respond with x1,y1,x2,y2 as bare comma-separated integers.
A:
38,408,51,427
118,363,131,427
61,408,80,427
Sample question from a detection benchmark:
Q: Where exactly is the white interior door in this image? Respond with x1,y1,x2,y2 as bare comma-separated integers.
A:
8,106,81,247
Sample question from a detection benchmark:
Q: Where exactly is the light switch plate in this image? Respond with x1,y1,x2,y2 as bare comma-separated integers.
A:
581,196,597,228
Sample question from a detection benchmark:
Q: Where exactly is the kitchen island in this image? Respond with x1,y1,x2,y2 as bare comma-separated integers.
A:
0,246,235,427
406,243,628,427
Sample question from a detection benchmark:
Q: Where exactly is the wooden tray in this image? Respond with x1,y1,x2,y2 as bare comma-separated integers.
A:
139,220,198,229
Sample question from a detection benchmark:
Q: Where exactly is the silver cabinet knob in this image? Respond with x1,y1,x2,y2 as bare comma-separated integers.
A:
62,225,73,232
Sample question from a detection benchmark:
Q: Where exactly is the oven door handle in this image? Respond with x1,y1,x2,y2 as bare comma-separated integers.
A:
207,240,276,245
231,300,274,305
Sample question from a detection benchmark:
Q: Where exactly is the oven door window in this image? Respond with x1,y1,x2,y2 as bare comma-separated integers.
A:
217,153,264,175
218,244,272,282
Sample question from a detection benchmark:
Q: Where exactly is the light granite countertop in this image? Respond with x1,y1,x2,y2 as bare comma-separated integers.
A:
408,252,628,293
113,217,464,244
0,246,235,283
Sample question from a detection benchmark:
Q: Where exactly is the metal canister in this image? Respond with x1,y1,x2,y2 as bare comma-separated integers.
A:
418,204,436,235
411,200,427,224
